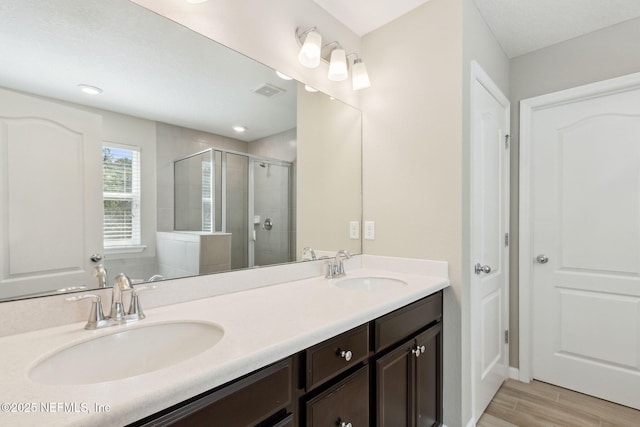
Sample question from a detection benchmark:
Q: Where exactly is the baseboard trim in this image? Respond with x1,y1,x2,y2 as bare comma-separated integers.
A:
509,366,520,380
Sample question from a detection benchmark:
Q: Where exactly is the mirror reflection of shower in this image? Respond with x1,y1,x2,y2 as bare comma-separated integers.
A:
173,148,294,269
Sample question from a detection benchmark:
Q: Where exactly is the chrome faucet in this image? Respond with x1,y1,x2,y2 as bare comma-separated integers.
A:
303,247,317,260
67,273,156,330
93,264,108,288
110,273,132,321
326,249,351,279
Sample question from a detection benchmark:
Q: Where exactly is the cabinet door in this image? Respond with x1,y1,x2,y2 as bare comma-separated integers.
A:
306,366,369,427
376,323,443,427
376,340,413,427
415,324,443,427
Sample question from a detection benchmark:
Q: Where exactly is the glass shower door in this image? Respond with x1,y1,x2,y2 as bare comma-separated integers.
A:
251,160,292,267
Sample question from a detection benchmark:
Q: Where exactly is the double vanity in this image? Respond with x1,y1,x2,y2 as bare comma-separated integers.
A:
0,256,448,426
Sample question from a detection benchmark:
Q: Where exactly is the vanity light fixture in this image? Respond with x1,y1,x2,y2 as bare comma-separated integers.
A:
232,125,247,133
351,57,371,91
295,26,371,90
296,27,322,69
327,45,348,82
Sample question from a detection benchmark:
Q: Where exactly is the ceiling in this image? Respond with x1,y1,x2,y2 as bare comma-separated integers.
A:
0,0,297,142
311,0,640,58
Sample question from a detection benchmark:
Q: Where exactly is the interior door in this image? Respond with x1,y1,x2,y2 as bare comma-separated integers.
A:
529,82,640,409
470,62,510,419
0,88,103,298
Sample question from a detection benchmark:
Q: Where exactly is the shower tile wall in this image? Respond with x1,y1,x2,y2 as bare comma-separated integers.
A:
156,122,248,232
156,123,296,271
249,128,297,265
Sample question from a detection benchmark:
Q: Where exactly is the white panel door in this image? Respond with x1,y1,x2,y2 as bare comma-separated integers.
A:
470,62,510,420
0,88,103,298
529,82,640,409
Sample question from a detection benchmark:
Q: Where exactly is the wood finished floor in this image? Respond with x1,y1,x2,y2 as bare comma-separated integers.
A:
477,379,640,427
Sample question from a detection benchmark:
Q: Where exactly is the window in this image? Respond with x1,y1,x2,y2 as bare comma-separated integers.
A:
102,143,141,249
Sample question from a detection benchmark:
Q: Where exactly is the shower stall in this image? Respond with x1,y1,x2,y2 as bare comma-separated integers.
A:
174,148,294,269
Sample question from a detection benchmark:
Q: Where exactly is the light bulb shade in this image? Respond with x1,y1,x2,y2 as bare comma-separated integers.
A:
327,48,348,81
351,58,371,90
298,30,322,68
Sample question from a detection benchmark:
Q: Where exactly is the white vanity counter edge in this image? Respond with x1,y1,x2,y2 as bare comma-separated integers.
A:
0,259,448,426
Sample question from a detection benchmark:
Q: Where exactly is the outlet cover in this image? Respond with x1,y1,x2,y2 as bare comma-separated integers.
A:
349,221,360,239
364,221,375,240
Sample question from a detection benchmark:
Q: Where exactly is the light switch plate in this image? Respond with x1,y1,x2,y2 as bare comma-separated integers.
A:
349,221,360,239
364,221,375,240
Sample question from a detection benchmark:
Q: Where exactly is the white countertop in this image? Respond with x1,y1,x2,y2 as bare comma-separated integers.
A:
0,266,448,426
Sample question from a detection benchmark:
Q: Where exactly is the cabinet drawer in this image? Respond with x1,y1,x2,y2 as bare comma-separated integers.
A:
305,365,369,427
374,291,442,352
140,358,291,426
306,324,369,390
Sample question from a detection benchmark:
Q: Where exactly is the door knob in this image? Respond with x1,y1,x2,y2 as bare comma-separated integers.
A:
536,254,549,264
474,263,491,275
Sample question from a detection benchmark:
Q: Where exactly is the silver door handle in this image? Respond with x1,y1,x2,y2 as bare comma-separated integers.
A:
474,263,491,275
536,254,549,264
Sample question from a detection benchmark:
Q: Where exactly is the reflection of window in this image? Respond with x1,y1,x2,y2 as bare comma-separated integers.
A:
102,143,141,247
202,160,213,232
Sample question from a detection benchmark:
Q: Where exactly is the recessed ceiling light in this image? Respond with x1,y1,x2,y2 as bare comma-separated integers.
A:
275,71,293,81
233,126,247,133
304,85,318,93
78,84,103,95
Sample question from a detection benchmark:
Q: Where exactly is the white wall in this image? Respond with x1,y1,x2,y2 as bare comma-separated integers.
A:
360,1,464,425
509,16,640,368
131,0,361,107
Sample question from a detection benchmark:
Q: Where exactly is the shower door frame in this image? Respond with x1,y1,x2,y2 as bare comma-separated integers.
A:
174,147,293,269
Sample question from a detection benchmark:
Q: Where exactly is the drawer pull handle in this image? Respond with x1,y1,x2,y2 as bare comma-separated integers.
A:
412,345,426,358
338,349,353,362
340,422,353,427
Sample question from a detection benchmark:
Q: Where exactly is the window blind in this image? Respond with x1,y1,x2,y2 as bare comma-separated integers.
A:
102,144,141,246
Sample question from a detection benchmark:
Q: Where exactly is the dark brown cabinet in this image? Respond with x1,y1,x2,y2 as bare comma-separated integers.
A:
376,324,442,427
374,292,443,427
131,358,294,427
131,291,443,427
305,324,369,391
305,366,369,427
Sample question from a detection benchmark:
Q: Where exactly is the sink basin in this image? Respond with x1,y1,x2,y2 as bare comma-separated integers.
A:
29,321,224,385
335,277,407,291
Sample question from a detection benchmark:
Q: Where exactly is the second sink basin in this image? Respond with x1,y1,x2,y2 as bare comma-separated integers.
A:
29,321,224,385
335,276,407,291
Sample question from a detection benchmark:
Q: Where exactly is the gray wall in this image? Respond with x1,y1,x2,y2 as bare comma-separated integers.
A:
508,17,640,368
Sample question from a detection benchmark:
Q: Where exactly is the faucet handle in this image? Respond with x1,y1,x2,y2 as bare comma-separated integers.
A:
66,294,105,330
127,284,158,319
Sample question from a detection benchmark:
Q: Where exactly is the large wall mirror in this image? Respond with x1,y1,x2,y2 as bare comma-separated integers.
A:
0,0,362,301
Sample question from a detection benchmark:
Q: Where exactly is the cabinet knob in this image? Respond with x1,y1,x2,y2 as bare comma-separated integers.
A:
340,422,353,427
412,345,426,358
338,350,353,362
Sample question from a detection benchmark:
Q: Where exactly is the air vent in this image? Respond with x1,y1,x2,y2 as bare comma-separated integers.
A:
252,83,286,98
